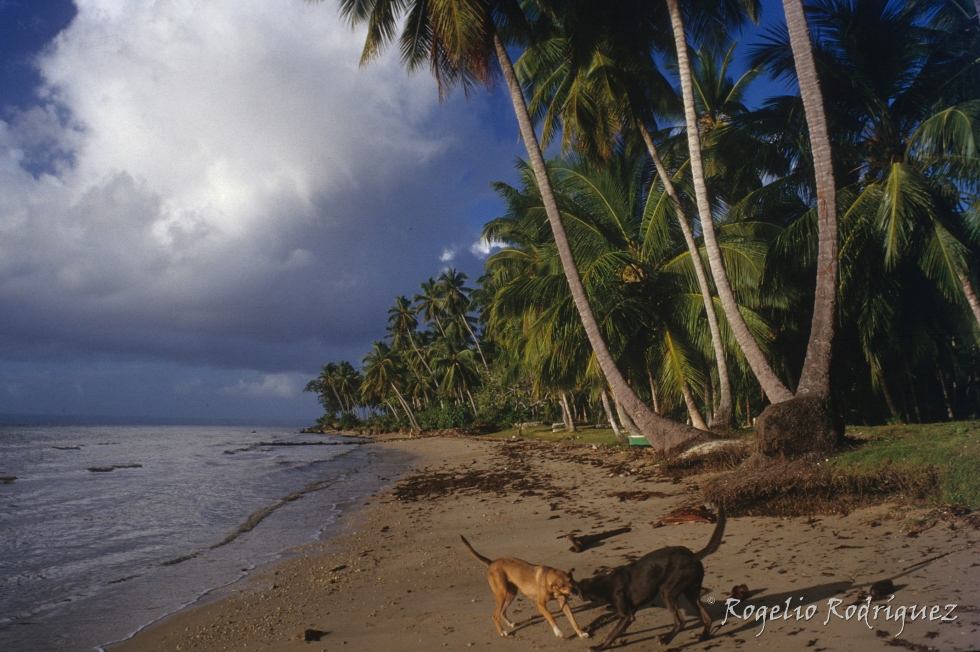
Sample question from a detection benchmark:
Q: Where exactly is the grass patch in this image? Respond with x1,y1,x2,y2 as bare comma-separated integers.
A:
704,420,980,516
485,424,627,446
831,421,980,509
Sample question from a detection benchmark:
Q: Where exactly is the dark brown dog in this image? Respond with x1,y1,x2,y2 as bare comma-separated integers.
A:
573,508,726,650
460,535,589,640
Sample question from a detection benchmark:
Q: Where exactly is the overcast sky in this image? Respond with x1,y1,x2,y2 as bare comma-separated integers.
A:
0,0,787,426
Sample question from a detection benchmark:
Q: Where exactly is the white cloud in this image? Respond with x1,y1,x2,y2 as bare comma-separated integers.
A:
0,0,517,374
440,248,457,262
219,372,307,399
469,237,505,258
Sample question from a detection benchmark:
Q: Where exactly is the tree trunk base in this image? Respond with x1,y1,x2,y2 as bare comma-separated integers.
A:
744,396,842,469
708,403,736,434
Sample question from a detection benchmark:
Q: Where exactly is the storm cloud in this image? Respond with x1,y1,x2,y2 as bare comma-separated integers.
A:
0,0,518,422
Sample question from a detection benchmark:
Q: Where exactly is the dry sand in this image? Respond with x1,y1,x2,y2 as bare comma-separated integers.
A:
107,434,980,652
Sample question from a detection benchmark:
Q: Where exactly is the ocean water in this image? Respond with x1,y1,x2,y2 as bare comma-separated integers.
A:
0,425,412,652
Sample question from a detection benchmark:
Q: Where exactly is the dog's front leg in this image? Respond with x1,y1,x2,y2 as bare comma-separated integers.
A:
535,600,565,637
559,599,589,639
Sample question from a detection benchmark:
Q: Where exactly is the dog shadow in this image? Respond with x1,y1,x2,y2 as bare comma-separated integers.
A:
575,580,855,649
507,600,603,638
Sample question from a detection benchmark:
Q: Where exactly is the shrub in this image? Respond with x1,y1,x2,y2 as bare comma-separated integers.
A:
337,411,361,430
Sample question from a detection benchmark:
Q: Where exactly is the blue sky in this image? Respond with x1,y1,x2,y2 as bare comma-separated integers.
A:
0,0,790,425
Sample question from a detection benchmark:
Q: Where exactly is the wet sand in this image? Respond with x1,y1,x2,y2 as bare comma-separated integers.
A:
107,434,980,652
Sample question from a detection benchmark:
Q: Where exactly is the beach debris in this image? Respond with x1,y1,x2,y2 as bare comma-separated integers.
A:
607,490,670,502
52,445,81,450
302,628,328,642
329,565,347,573
870,579,896,600
652,504,717,528
561,527,632,553
1,475,16,484
731,584,749,600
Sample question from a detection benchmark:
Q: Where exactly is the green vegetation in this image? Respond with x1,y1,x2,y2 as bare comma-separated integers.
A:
832,421,980,508
306,0,980,467
488,424,625,445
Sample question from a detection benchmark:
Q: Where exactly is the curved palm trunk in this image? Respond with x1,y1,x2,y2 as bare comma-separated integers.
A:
410,336,433,375
874,368,903,424
328,382,345,413
639,123,735,430
957,271,980,329
781,0,839,399
391,383,419,431
494,32,709,455
385,398,401,420
613,392,639,437
600,388,628,444
666,0,794,404
647,367,661,414
460,318,489,370
681,381,709,431
560,391,577,432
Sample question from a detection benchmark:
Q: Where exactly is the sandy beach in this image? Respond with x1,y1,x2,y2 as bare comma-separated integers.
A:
108,434,980,652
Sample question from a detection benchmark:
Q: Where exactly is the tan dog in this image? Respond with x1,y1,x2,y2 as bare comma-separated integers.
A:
460,535,589,639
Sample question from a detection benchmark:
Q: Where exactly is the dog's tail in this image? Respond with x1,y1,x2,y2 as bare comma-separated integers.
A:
460,535,493,566
694,506,726,561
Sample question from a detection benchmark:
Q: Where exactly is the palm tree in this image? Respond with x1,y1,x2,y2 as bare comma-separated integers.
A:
743,0,980,448
515,20,741,430
361,341,419,430
436,269,489,369
430,336,482,413
305,362,345,416
665,0,796,405
321,0,709,453
387,295,433,374
484,153,776,433
414,278,448,338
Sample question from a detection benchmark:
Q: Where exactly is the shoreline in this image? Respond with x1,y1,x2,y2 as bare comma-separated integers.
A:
108,434,980,652
96,435,418,652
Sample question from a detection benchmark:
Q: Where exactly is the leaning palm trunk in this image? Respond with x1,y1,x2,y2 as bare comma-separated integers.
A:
560,391,577,432
873,369,903,424
494,32,709,455
391,383,419,432
613,392,639,437
665,0,794,405
639,123,735,430
600,389,628,444
385,398,401,420
680,381,709,431
957,271,980,330
460,318,489,370
409,335,433,375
